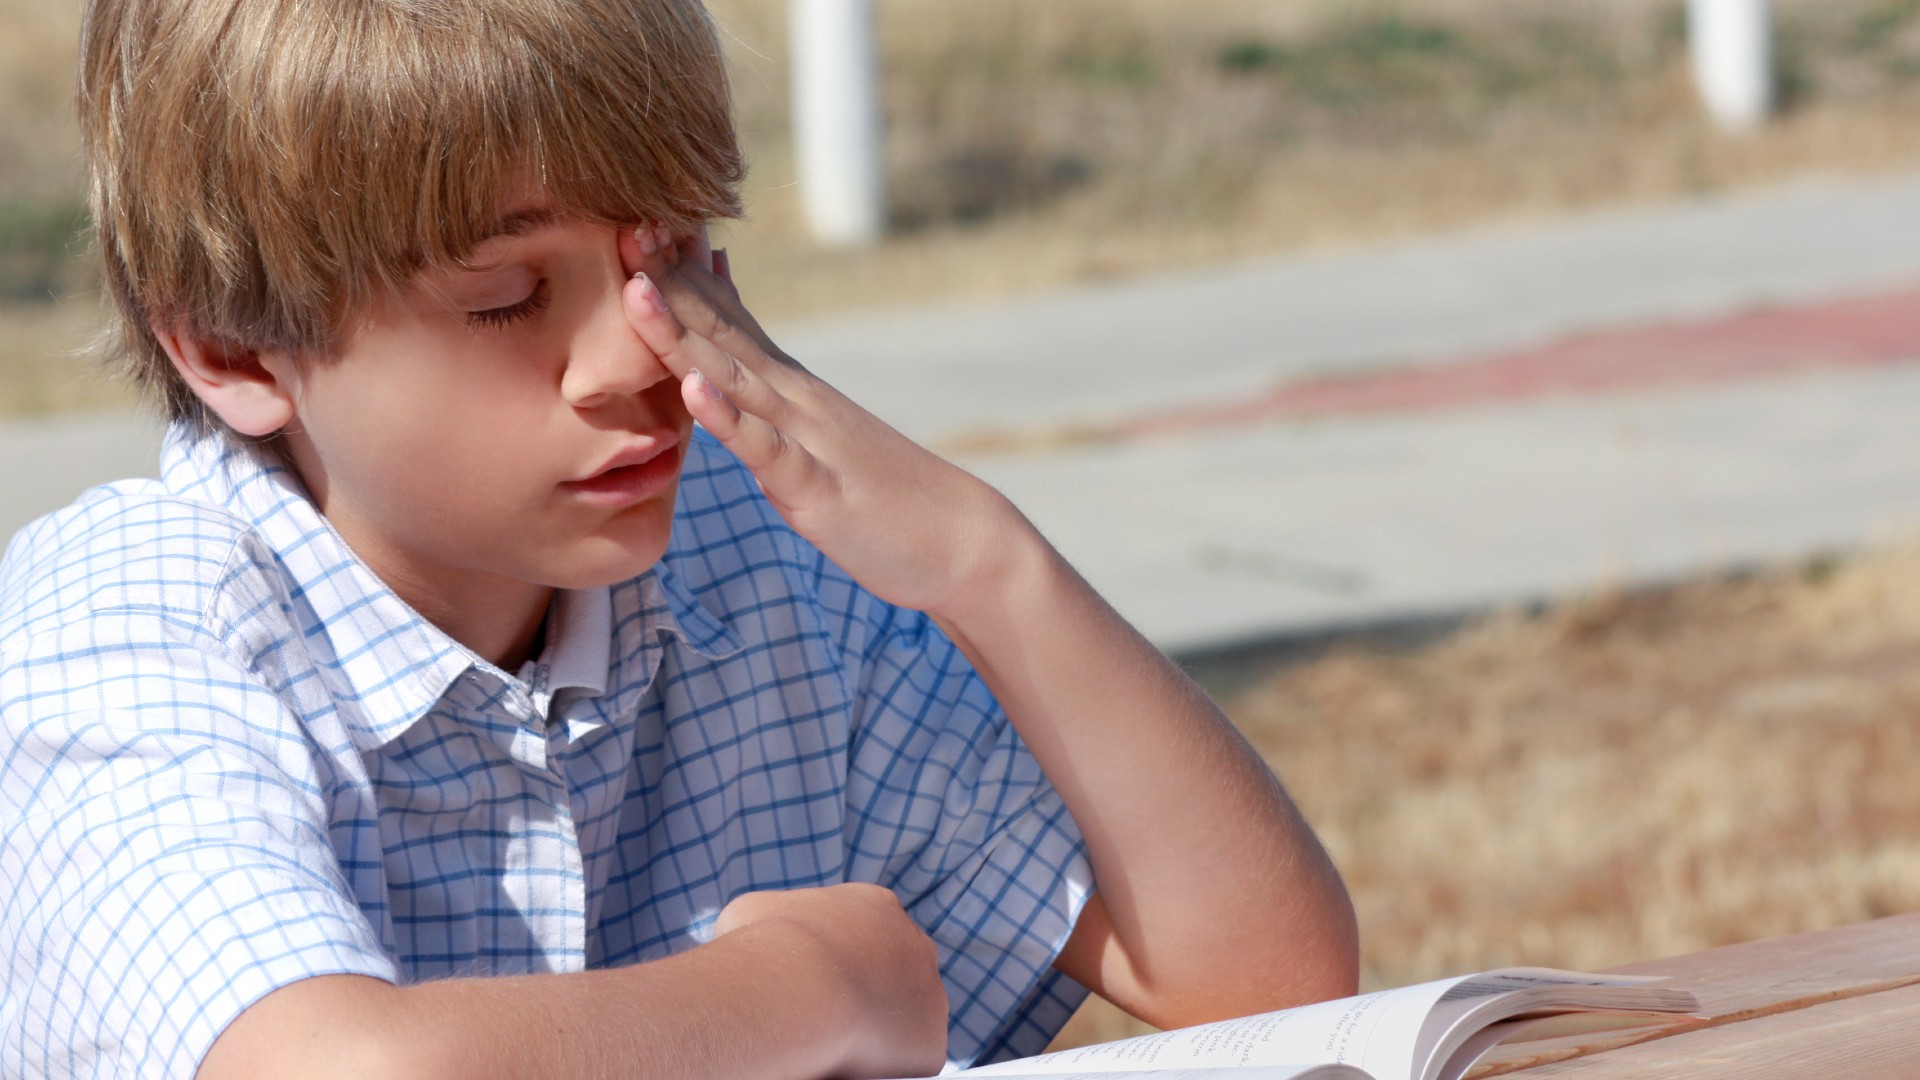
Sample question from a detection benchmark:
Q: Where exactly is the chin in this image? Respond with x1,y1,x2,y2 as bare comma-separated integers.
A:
548,533,674,590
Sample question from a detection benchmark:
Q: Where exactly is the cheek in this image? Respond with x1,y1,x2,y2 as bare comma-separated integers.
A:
300,364,533,497
334,334,554,433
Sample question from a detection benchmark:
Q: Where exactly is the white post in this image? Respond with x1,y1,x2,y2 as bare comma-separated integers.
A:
1689,0,1774,132
790,0,887,246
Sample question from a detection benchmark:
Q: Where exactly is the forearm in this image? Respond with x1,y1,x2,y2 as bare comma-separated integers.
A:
932,507,1358,1025
198,924,857,1080
406,927,843,1080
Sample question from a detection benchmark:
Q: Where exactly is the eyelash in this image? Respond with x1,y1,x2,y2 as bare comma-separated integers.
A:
466,281,552,330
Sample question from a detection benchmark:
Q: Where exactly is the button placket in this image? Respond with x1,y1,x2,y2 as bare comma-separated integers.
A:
544,719,588,967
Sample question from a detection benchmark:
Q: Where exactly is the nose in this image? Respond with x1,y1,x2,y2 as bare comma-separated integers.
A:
561,243,673,409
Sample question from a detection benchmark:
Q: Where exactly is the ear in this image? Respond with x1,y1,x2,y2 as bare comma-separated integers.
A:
151,324,298,437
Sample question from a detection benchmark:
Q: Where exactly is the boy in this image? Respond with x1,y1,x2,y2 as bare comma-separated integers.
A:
0,0,1358,1076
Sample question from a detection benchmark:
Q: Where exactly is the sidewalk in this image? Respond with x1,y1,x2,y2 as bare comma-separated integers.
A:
10,171,1920,655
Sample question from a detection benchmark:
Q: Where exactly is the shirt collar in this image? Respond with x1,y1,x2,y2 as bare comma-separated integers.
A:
643,558,743,661
527,586,614,699
594,562,745,722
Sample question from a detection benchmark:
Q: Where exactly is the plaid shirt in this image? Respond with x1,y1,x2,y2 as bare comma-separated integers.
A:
0,424,1091,1078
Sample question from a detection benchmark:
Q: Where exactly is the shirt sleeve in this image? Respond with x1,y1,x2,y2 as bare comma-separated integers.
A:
827,569,1097,1068
0,611,397,1079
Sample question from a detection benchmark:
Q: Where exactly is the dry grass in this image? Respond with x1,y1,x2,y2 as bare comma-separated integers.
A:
1054,542,1920,1048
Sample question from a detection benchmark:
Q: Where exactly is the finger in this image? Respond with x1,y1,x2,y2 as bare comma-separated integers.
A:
695,248,764,360
632,251,797,381
627,271,784,416
675,225,713,275
648,226,765,351
621,222,681,275
704,246,747,313
646,256,798,376
682,367,835,504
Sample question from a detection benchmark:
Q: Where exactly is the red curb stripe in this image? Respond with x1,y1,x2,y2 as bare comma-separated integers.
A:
1118,285,1920,438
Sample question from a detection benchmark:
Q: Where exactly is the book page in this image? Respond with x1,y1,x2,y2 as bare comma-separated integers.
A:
1408,968,1693,1080
957,978,1470,1078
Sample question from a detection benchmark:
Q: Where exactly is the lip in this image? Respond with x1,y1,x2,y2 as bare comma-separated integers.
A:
561,432,683,508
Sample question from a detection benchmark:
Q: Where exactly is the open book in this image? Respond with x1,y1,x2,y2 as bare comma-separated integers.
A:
912,968,1699,1080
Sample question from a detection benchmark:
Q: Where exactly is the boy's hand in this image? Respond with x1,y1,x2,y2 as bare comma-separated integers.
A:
620,226,1030,620
714,883,949,1078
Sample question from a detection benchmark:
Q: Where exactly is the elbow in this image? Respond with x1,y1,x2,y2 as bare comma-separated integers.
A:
1282,851,1361,1004
1298,923,1361,1004
1133,905,1360,1028
1238,879,1361,1014
1250,904,1360,1015
1308,888,1361,1001
1070,871,1361,1029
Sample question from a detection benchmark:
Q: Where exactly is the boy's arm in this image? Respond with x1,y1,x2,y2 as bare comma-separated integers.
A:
625,232,1359,1029
197,883,947,1080
932,540,1359,1027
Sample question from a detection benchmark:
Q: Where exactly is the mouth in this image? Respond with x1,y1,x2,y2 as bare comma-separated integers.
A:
561,433,683,507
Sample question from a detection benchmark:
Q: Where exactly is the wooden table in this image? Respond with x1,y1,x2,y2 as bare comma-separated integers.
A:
1469,914,1920,1078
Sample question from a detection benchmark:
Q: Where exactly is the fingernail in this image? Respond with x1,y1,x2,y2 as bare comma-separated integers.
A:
636,272,671,313
690,368,723,401
636,226,658,257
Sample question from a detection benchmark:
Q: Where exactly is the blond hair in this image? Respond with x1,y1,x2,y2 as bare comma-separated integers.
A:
79,0,745,433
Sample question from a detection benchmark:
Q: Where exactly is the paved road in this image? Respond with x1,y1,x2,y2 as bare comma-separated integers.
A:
9,171,1920,655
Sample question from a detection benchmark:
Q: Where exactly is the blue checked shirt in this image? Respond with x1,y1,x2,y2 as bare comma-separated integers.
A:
0,424,1093,1078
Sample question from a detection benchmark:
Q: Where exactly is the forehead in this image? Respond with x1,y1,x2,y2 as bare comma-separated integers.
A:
456,204,568,268
485,206,563,241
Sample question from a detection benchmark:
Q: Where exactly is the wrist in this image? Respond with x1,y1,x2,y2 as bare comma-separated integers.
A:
706,919,860,1079
925,495,1060,631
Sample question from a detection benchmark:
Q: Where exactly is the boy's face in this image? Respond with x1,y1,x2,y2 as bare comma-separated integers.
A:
259,204,693,643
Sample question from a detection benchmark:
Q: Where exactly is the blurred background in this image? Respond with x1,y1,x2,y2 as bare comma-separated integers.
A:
10,0,1920,1052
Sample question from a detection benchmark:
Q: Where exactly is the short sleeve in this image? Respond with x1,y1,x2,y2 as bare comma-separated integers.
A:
0,614,397,1078
832,584,1096,1068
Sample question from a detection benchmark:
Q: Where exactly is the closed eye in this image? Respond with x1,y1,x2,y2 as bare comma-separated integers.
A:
466,280,552,330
